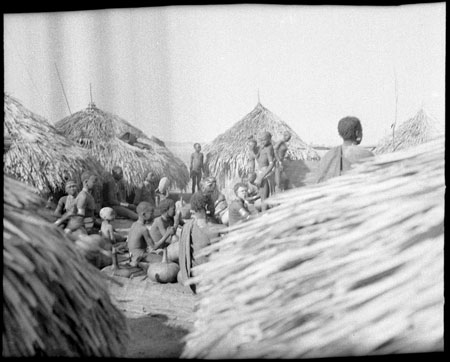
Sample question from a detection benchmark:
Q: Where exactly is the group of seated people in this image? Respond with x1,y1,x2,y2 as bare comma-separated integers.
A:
51,164,262,289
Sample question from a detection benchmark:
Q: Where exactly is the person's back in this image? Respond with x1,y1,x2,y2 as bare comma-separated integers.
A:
316,116,374,183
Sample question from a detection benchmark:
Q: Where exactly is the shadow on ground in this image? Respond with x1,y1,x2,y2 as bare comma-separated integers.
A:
125,313,189,358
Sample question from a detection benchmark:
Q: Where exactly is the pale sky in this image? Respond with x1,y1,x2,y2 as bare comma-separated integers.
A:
4,4,446,146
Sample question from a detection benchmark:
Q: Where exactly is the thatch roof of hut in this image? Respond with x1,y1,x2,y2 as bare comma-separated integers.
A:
55,102,189,192
182,136,444,358
3,175,129,357
3,93,104,195
203,102,320,186
374,108,444,154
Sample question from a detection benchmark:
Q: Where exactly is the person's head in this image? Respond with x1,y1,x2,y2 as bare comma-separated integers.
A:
201,176,216,195
99,207,116,222
159,198,176,217
136,201,155,222
190,192,208,214
144,171,156,183
247,172,257,184
112,166,124,181
158,177,170,194
259,131,272,146
65,180,78,196
234,182,248,200
337,116,363,144
81,171,97,190
283,131,292,143
247,137,257,151
194,143,201,152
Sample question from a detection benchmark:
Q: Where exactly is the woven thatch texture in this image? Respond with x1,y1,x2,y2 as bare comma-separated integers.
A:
55,103,189,193
182,137,444,358
374,109,444,154
203,102,320,188
3,176,129,357
4,93,104,195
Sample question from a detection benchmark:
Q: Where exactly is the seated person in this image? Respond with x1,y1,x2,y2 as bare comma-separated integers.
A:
228,182,253,227
244,172,261,213
127,201,174,267
65,172,98,237
133,171,159,206
149,198,183,247
178,192,221,293
155,176,170,208
103,166,138,220
190,177,217,223
54,180,78,228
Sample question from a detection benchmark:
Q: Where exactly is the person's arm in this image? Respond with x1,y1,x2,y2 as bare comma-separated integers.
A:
190,153,194,173
76,193,87,217
145,226,173,250
54,196,66,217
107,225,116,243
200,153,206,174
54,204,76,226
273,141,283,163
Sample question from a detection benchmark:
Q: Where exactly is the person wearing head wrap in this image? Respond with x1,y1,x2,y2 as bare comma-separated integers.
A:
54,180,79,228
316,116,374,183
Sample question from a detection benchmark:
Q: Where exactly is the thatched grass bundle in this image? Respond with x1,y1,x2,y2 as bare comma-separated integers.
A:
374,108,444,154
203,102,320,187
3,175,129,357
182,136,444,358
55,102,189,193
4,93,104,195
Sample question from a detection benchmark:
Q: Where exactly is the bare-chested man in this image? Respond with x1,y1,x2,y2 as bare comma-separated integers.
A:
274,131,292,192
253,131,276,211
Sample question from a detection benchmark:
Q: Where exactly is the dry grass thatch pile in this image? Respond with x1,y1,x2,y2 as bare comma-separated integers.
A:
3,175,129,357
182,136,444,358
203,102,320,187
4,93,104,195
55,102,189,193
374,108,444,154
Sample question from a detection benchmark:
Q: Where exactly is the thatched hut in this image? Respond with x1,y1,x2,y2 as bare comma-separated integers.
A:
203,102,320,189
54,102,189,194
182,136,444,358
374,108,444,154
4,93,104,196
3,175,129,357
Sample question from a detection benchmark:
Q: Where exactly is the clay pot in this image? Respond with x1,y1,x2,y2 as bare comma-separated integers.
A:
147,248,180,283
167,241,179,263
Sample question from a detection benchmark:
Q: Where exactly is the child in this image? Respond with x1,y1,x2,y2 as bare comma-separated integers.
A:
127,201,174,267
189,143,205,194
99,207,116,244
150,198,182,248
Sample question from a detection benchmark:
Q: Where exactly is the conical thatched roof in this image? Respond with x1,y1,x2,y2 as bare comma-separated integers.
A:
4,93,104,195
3,175,129,357
374,109,444,154
182,137,444,358
55,103,189,193
203,102,320,186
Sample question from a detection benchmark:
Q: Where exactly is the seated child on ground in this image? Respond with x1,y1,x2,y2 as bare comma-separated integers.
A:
54,180,78,228
127,201,174,267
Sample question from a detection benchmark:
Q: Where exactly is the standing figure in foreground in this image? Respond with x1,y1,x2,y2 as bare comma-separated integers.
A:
273,131,292,192
103,166,138,220
190,143,205,194
316,116,374,183
254,131,276,211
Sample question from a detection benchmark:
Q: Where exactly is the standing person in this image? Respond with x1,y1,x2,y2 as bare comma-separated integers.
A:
65,171,98,236
316,116,374,183
54,180,78,228
190,143,205,194
103,166,138,220
228,182,253,227
246,137,259,174
254,131,276,212
133,171,158,206
273,131,292,192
